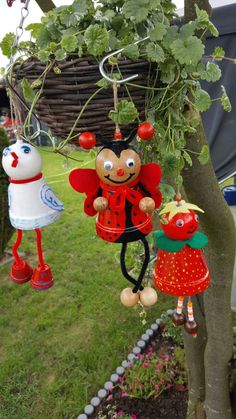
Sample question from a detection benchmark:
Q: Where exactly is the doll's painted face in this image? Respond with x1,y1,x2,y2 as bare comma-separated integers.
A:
96,147,141,187
161,210,199,241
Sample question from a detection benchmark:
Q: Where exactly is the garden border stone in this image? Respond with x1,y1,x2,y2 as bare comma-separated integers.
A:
77,309,174,418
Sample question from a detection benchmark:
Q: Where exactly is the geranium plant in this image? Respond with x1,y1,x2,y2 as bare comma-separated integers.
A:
0,0,232,197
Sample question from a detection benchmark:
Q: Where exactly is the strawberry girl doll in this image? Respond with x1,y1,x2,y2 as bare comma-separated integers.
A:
153,198,210,336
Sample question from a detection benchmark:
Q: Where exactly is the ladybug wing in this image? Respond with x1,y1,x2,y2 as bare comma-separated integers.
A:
69,168,100,216
139,163,162,208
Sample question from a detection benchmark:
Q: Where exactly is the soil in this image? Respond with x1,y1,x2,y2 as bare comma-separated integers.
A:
91,328,188,419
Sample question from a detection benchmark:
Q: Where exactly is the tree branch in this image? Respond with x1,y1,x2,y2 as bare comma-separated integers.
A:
35,0,55,13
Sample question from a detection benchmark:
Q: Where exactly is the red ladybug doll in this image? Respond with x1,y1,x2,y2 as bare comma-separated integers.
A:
153,198,210,336
69,129,162,303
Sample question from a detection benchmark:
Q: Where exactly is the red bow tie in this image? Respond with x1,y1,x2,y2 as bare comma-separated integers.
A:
101,179,142,211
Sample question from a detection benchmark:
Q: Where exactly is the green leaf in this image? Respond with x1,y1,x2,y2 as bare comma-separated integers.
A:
61,34,78,52
171,36,204,66
84,24,109,56
37,50,50,62
21,78,36,103
53,66,62,74
208,21,219,37
60,11,77,27
108,100,138,125
159,183,175,202
96,78,110,89
149,22,168,41
183,150,192,166
123,44,139,60
37,27,51,48
198,145,210,165
0,32,15,58
162,25,178,49
163,153,178,174
55,48,67,61
195,4,209,28
72,0,88,16
123,0,149,23
160,62,175,84
31,79,42,89
25,23,42,38
195,89,211,112
179,22,196,40
221,86,232,112
146,42,165,63
212,46,225,60
199,61,221,82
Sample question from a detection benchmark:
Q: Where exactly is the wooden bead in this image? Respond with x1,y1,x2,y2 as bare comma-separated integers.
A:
139,197,155,214
139,287,158,307
93,197,108,212
171,311,186,326
120,288,140,307
184,320,198,337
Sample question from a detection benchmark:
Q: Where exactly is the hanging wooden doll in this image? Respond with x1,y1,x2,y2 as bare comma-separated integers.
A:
153,198,210,336
1,139,64,289
69,127,162,307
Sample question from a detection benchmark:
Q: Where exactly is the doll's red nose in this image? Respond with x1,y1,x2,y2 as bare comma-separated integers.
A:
117,169,124,176
11,152,18,168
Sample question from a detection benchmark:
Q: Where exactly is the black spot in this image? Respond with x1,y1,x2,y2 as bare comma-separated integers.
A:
108,221,111,225
115,212,119,215
134,213,137,216
86,204,90,208
139,221,142,224
117,224,120,227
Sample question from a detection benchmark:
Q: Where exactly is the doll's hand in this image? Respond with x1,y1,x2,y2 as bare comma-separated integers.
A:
139,197,155,214
93,197,108,212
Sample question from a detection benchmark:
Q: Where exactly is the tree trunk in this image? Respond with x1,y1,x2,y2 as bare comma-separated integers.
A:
35,0,55,13
183,2,236,418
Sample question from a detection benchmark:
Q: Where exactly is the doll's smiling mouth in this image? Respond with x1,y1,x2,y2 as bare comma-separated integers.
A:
187,225,197,234
104,173,135,184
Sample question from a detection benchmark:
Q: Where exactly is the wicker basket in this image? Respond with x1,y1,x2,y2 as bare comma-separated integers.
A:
13,56,156,142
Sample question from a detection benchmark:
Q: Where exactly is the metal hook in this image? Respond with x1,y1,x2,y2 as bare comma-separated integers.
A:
99,36,149,84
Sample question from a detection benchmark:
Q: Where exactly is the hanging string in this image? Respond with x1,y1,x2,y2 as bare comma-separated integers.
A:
113,81,121,138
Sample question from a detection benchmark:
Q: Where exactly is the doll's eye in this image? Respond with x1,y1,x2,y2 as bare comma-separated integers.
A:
195,214,199,221
176,219,185,227
104,161,113,170
3,147,10,156
21,145,31,154
126,158,135,168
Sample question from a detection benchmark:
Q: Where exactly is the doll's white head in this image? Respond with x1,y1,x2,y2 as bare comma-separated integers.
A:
2,139,42,180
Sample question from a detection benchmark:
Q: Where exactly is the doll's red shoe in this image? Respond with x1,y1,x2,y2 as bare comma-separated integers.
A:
11,259,33,284
30,264,54,290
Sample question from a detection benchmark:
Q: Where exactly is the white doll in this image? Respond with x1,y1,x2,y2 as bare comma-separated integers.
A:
2,139,64,290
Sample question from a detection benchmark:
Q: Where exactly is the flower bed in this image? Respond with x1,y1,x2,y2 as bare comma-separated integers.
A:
78,312,188,419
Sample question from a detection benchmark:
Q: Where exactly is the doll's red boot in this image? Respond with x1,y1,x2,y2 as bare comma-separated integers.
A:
11,259,33,284
30,264,54,290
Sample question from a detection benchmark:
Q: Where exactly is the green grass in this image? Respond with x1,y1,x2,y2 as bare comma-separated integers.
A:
0,149,172,419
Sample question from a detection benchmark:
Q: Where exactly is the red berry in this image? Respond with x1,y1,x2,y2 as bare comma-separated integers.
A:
137,122,155,141
114,131,122,140
78,132,96,149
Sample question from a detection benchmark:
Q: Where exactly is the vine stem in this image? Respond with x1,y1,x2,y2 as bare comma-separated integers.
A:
56,86,104,151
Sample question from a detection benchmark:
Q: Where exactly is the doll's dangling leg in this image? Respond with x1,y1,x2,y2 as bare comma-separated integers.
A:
120,242,144,291
171,296,186,326
184,297,198,338
30,229,54,290
11,229,33,284
132,237,150,293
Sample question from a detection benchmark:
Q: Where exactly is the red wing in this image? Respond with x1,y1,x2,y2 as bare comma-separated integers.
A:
69,169,100,216
69,169,99,195
140,163,162,188
140,163,162,208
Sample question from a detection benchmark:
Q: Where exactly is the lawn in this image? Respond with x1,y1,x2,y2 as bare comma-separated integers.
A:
0,149,172,419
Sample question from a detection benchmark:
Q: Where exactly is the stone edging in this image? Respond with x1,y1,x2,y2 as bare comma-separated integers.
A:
77,308,174,419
